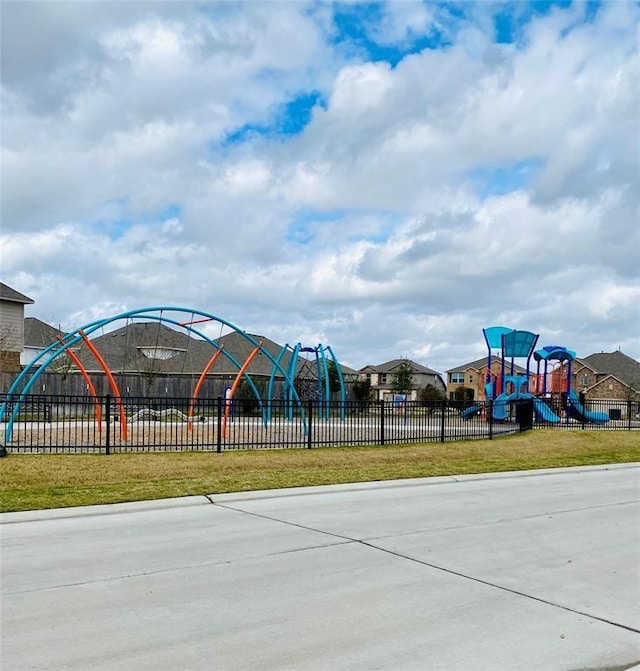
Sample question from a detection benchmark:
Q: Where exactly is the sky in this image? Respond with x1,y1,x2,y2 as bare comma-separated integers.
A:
1,0,639,374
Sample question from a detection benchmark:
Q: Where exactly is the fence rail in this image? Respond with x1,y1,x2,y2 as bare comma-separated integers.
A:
1,395,637,454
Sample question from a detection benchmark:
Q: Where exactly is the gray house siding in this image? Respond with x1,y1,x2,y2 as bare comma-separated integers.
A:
0,301,24,353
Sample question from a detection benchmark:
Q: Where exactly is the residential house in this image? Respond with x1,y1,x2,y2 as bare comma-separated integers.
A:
572,351,640,402
0,283,34,373
358,359,445,401
23,317,64,367
9,318,358,398
445,356,527,401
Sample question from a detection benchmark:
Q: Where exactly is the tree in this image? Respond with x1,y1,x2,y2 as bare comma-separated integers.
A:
391,360,414,395
140,360,160,396
326,360,342,395
418,384,444,403
352,379,372,402
453,385,474,402
234,379,266,415
51,350,75,394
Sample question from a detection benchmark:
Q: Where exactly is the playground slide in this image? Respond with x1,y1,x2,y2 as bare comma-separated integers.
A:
460,405,483,419
492,393,516,421
567,389,609,424
532,397,560,424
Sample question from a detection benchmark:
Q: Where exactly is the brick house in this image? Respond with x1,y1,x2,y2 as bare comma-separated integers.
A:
572,351,640,402
358,359,445,401
0,283,34,373
445,356,527,401
445,349,639,408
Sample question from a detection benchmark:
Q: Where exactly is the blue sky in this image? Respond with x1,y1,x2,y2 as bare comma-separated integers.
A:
467,158,547,199
329,2,454,65
1,0,638,372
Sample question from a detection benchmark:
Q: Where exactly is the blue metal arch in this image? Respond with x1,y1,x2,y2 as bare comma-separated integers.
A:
326,345,346,421
286,343,302,421
266,343,289,422
316,344,330,419
271,343,347,422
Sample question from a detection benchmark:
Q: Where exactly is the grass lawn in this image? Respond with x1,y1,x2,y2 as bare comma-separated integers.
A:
1,430,638,513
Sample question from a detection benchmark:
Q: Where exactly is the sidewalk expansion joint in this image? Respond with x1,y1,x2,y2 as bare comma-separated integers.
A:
211,499,640,636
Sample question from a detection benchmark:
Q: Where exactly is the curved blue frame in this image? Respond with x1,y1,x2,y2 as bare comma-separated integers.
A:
286,343,302,421
326,345,346,421
1,306,307,443
266,343,289,422
274,343,347,422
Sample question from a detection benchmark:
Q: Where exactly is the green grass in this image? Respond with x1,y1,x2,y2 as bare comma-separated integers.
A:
1,430,638,513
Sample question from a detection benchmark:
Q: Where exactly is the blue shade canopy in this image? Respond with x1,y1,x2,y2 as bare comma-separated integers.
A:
483,326,513,350
502,330,538,358
533,346,576,362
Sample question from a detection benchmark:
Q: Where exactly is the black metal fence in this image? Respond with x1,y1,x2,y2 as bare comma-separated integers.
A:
539,397,640,431
0,395,636,454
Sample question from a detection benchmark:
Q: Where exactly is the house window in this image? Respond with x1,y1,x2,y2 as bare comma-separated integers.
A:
380,374,387,384
469,375,474,384
581,374,588,385
451,373,464,384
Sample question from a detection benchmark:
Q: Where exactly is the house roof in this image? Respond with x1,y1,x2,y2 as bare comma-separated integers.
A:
0,282,34,305
23,318,63,348
59,322,353,380
447,355,527,375
447,356,492,373
67,323,290,377
578,351,640,392
359,359,442,376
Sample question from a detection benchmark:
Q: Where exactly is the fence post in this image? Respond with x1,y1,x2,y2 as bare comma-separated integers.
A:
379,399,385,446
440,399,446,442
517,399,534,433
628,400,633,431
307,399,313,449
216,397,222,453
488,400,493,440
105,394,111,456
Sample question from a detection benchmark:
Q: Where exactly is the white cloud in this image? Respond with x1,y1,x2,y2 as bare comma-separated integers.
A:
2,1,638,375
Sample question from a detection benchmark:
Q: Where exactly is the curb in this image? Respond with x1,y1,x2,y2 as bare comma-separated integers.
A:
0,495,209,524
208,462,640,503
2,463,638,523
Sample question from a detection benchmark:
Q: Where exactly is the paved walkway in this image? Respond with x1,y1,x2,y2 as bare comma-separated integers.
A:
2,464,639,670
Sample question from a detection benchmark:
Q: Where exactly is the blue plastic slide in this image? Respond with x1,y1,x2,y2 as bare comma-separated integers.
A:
492,393,516,421
567,389,609,424
460,405,482,419
532,397,560,423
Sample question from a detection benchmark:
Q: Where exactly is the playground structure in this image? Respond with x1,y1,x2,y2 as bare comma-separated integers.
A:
0,307,348,446
267,343,345,422
532,345,609,424
461,326,610,425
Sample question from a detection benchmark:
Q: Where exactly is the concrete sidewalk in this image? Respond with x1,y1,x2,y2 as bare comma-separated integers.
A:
2,464,639,670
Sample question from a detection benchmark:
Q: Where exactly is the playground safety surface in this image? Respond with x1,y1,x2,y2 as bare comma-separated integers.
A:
2,464,639,670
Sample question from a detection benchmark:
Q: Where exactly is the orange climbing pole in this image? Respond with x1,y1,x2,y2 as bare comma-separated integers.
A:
80,331,127,440
222,343,262,440
187,346,225,430
58,337,102,432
